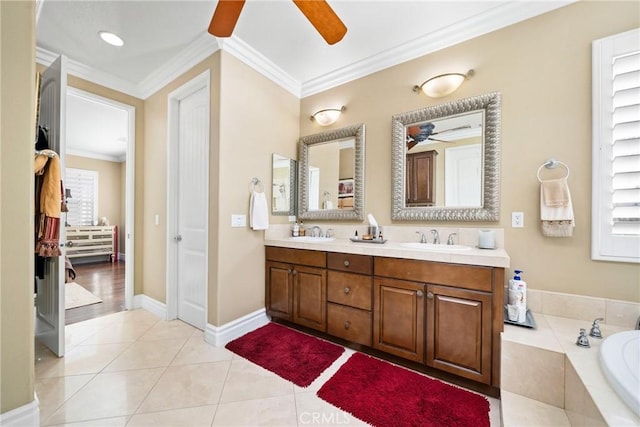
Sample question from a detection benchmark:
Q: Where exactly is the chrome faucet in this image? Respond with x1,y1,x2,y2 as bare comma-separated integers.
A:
430,229,440,244
576,328,590,348
447,232,457,245
589,318,604,339
310,225,323,238
325,228,334,238
416,231,427,243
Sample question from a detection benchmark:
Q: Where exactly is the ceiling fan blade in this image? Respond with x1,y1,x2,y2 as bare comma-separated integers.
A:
431,124,472,135
208,0,246,37
427,137,454,143
292,0,347,45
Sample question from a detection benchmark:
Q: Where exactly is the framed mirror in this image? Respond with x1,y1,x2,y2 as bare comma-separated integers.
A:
272,154,296,216
391,92,501,221
298,123,365,221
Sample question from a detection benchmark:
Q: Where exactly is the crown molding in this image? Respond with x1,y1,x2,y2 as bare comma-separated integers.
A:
300,0,576,97
138,33,220,99
36,46,143,98
220,37,301,98
66,148,125,163
36,0,574,101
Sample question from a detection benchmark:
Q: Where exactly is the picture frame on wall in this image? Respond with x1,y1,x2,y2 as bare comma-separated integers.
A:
338,178,354,198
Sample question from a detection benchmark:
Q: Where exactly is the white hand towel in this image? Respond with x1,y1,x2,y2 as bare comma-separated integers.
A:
540,180,575,237
250,191,269,230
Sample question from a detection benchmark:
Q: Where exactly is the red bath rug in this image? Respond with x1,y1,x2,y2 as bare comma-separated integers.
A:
317,352,490,427
225,322,344,387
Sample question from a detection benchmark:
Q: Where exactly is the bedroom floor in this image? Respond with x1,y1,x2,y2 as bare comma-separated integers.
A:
65,260,125,325
36,308,502,426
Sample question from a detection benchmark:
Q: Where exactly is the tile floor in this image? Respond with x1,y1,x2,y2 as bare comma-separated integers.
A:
36,309,502,426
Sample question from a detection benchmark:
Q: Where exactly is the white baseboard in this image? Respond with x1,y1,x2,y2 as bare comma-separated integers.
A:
205,308,269,347
0,395,39,426
118,252,125,261
133,294,167,319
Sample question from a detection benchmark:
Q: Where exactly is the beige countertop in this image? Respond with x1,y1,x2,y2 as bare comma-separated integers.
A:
264,236,510,268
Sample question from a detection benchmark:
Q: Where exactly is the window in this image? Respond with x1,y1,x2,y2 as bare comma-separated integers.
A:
65,168,98,226
592,28,640,263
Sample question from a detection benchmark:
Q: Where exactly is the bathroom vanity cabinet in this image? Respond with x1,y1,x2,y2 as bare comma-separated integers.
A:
265,247,327,332
265,245,504,387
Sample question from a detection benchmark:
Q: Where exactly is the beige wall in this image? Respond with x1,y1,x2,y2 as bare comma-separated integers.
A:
66,155,124,251
0,0,35,414
142,51,299,324
300,1,640,302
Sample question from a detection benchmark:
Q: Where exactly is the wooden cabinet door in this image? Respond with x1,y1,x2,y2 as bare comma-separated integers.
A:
266,261,293,321
426,284,492,384
373,277,425,362
406,150,436,207
293,265,327,332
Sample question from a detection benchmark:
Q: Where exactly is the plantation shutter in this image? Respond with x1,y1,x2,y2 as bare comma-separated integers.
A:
65,168,98,226
611,51,640,236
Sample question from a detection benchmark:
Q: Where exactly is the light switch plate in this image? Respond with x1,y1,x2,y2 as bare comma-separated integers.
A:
231,214,246,228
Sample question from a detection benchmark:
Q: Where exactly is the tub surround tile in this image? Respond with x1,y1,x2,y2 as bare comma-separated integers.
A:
542,292,606,322
606,299,640,328
526,289,543,313
501,391,570,427
501,341,565,408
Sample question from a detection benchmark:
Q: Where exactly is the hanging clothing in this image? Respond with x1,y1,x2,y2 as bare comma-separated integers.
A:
34,150,62,257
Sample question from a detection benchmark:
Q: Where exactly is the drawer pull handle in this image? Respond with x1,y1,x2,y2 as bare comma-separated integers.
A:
343,260,350,267
344,321,351,330
416,290,424,297
344,287,351,294
426,291,434,299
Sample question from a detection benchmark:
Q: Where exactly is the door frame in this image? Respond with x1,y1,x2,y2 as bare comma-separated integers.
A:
166,70,210,322
66,87,136,310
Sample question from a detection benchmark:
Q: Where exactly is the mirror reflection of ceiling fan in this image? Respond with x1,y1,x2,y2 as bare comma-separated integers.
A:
406,123,472,151
208,0,347,45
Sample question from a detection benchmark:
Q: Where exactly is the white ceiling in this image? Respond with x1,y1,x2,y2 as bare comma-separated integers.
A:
36,0,573,159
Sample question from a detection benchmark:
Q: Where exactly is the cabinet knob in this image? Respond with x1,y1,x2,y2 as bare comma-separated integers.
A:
427,291,434,299
344,321,350,330
343,260,350,267
344,287,350,294
287,269,292,274
416,290,424,297
292,269,297,275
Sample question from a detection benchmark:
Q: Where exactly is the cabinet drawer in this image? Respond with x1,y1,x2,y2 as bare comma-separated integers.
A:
374,257,493,292
327,271,372,310
327,252,372,274
265,246,326,268
327,303,372,347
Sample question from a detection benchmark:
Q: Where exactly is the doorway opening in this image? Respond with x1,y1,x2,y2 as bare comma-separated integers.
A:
64,87,135,324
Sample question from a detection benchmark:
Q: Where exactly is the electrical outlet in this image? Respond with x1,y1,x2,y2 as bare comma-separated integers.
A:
512,212,524,228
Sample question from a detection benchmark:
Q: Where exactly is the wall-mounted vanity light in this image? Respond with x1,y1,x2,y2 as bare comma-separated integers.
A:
413,69,474,98
310,106,346,126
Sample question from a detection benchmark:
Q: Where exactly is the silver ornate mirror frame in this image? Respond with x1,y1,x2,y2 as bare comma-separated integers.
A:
391,92,501,221
298,123,365,221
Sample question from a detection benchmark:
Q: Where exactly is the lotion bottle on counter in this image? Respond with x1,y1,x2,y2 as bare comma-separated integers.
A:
508,270,527,322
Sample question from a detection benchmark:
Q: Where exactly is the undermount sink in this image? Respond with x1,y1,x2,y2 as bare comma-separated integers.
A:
399,242,472,252
289,236,335,243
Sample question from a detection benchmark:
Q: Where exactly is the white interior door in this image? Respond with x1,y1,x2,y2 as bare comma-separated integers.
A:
167,71,209,330
445,144,482,207
35,55,67,356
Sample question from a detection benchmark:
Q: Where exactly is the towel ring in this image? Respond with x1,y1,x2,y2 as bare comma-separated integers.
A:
250,177,264,193
537,159,570,182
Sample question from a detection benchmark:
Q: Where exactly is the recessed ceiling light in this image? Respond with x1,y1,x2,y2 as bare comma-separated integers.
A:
98,31,124,47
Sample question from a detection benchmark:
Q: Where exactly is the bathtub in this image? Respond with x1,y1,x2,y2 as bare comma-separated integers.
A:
600,330,640,417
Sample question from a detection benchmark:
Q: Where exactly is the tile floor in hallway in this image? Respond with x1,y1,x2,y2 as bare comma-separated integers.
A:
35,309,502,426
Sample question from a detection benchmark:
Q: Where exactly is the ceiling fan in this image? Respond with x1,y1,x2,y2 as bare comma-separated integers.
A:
208,0,347,45
406,123,472,151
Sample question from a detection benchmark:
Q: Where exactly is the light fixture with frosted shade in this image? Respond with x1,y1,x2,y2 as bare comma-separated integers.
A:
310,106,346,126
98,31,125,47
413,70,474,98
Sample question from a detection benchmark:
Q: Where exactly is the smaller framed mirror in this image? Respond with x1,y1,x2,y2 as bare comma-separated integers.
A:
272,154,296,216
298,124,365,221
